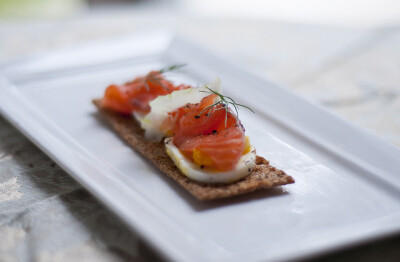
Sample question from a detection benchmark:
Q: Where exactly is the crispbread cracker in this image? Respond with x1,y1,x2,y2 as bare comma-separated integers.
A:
93,99,294,200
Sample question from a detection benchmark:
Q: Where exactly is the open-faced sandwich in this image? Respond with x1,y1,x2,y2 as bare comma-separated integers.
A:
93,65,294,200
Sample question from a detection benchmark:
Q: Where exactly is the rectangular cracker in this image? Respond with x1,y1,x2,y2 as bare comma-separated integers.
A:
93,99,294,200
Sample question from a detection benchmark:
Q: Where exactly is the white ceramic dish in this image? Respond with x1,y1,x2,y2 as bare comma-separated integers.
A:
1,32,400,262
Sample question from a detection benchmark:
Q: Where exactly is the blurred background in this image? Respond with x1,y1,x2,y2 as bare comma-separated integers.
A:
0,0,399,27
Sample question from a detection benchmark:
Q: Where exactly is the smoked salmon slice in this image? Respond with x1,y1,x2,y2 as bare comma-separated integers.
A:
102,69,247,172
102,71,188,114
172,95,246,171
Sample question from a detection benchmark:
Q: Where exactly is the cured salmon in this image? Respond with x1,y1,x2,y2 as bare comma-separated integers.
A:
102,71,247,172
102,71,188,114
171,95,246,171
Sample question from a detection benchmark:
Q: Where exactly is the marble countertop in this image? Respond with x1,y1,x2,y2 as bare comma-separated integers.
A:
0,14,399,261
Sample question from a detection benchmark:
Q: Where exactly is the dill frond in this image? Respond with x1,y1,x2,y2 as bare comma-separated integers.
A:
198,86,255,126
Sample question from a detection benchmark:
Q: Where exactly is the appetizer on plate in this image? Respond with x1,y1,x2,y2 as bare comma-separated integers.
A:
93,65,294,200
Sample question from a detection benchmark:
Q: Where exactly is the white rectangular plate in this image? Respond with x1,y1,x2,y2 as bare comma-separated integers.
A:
1,32,400,262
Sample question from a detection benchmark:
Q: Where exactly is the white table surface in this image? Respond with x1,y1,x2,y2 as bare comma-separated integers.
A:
0,13,399,261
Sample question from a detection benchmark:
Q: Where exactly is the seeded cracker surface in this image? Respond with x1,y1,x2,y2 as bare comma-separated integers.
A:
93,99,294,200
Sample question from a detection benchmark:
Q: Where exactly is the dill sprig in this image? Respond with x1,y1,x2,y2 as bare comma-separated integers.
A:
197,86,255,126
159,64,186,74
142,64,187,91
